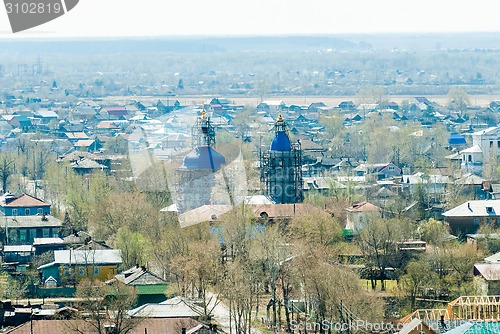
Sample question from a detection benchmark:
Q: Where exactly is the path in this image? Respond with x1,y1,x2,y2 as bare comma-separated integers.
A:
207,292,264,334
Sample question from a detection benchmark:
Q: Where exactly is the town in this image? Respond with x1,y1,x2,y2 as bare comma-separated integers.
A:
2,36,500,334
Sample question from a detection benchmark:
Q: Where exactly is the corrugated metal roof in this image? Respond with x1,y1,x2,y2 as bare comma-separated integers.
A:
460,145,482,154
33,238,64,245
6,319,205,334
3,245,32,252
135,284,169,295
0,215,62,228
128,297,203,318
443,200,500,217
112,266,167,286
474,263,500,281
52,249,122,265
485,252,500,263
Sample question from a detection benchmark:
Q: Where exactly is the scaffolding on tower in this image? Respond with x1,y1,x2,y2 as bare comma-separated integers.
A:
191,108,216,148
260,112,303,204
174,106,226,214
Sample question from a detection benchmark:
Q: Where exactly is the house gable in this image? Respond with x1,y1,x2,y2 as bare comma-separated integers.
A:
1,194,51,216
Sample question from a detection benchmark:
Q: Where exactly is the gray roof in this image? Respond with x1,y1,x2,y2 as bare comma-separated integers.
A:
442,322,474,334
3,245,32,252
459,145,482,154
71,158,108,169
443,200,500,218
402,173,451,185
491,184,500,194
0,215,62,228
242,195,273,205
38,249,122,269
398,318,424,334
128,297,203,318
472,126,499,136
36,110,58,118
485,252,500,263
109,266,166,286
303,177,343,190
33,237,65,245
474,263,500,281
455,173,486,185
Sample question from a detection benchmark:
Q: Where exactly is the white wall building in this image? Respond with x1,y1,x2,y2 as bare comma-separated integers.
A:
461,126,500,175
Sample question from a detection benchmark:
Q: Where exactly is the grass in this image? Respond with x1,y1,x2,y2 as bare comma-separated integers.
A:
359,279,399,295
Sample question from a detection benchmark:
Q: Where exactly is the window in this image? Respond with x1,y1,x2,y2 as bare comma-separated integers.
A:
93,266,99,277
19,229,27,242
29,229,36,243
491,141,494,148
42,228,50,238
63,266,70,277
468,155,472,162
37,208,43,215
12,209,17,216
52,228,59,238
25,208,30,215
79,266,86,277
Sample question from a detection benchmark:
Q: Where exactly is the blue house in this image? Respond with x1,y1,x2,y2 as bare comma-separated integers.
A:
0,193,61,245
2,245,33,264
38,249,123,287
0,193,51,216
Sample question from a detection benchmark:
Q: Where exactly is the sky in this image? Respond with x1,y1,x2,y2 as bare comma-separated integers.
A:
1,0,500,38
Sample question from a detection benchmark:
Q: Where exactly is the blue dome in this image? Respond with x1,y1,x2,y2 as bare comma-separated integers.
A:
270,131,291,151
182,146,226,170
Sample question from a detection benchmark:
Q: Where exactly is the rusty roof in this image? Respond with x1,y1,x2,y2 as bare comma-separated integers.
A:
346,201,381,213
4,318,209,334
3,194,50,208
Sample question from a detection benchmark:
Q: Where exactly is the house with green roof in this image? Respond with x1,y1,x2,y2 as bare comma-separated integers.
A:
106,265,168,306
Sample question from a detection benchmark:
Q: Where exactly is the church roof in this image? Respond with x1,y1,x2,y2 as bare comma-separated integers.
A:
270,131,291,151
181,146,225,170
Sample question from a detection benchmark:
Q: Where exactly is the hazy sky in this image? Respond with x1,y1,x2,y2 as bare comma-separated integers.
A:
1,0,500,38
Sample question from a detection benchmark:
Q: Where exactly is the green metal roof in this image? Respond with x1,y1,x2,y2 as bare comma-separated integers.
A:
135,284,168,295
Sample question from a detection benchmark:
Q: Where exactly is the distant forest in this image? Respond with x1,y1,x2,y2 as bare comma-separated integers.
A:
2,33,500,97
2,33,500,54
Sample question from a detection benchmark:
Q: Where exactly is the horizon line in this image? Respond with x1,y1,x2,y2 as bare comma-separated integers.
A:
1,30,500,41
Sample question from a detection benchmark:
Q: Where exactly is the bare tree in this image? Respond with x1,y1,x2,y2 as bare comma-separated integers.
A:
0,154,15,193
292,246,384,333
357,218,411,290
169,238,223,322
68,279,140,334
447,87,470,117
